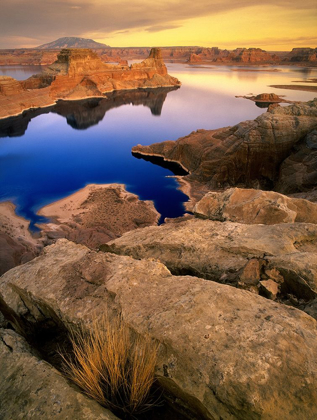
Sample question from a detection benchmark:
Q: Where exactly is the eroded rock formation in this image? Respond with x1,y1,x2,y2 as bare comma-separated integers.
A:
1,239,317,420
0,45,301,66
193,188,317,224
102,218,317,304
132,99,317,204
0,48,180,119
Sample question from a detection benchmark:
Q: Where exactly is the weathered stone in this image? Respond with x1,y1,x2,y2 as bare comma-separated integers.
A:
193,188,317,224
132,100,317,205
0,328,119,420
0,202,42,276
276,129,317,198
259,280,280,300
239,259,262,285
0,48,180,120
38,184,160,249
103,218,317,301
0,239,317,420
264,268,284,283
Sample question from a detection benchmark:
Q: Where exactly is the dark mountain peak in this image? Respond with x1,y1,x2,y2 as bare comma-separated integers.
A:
37,37,110,49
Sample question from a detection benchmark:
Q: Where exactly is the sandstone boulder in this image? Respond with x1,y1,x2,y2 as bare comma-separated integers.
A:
0,328,118,420
103,218,317,302
0,239,317,420
193,188,317,224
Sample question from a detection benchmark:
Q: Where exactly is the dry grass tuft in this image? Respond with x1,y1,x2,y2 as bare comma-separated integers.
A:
61,315,159,418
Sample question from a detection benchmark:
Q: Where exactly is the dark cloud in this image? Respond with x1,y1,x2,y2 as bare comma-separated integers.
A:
0,0,316,48
146,24,182,33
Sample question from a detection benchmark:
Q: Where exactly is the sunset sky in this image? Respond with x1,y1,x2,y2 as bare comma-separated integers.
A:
1,0,316,50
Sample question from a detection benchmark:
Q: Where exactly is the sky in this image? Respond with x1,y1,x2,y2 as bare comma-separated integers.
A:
1,0,316,50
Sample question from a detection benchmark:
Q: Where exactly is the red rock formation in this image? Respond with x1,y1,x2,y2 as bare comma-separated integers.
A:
0,48,180,119
285,48,317,62
1,46,310,66
0,77,24,96
187,53,202,63
132,100,317,203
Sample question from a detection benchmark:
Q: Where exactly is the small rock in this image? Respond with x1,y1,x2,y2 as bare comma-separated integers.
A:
259,279,280,300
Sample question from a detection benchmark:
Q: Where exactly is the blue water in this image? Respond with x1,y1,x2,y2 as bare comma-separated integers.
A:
0,64,316,229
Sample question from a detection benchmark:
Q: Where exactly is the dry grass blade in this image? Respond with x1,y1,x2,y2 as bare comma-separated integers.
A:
61,315,159,417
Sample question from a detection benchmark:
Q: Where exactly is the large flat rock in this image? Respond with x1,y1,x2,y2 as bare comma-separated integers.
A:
193,188,317,224
0,239,317,419
103,218,317,301
0,328,118,420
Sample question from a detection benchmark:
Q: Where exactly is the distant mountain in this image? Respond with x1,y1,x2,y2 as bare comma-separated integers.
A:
37,37,110,49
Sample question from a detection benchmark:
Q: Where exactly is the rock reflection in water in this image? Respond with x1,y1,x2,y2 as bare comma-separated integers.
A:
0,86,178,137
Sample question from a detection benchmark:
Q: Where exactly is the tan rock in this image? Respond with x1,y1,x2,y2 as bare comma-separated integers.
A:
103,218,317,302
239,259,263,286
0,328,118,420
259,280,280,300
0,239,317,420
38,183,160,249
193,188,317,224
0,202,42,276
0,48,181,120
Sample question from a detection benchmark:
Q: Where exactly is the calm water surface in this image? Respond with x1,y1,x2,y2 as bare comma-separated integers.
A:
0,64,316,228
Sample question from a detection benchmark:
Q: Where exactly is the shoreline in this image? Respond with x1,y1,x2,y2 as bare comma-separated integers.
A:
0,84,180,121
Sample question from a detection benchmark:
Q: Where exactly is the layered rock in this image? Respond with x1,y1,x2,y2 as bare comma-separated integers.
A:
0,239,317,420
193,188,317,224
231,48,279,63
103,218,317,303
276,129,317,196
0,328,118,420
0,46,297,66
132,100,317,204
285,47,317,63
0,48,180,119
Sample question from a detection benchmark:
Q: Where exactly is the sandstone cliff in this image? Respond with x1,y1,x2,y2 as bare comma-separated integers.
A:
1,45,316,66
0,48,180,119
132,99,317,203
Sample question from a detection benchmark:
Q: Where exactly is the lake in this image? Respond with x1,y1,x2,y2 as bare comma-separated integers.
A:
0,64,316,229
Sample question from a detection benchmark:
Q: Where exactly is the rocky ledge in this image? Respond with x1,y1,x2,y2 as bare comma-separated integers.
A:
1,239,317,420
132,99,317,205
0,48,180,120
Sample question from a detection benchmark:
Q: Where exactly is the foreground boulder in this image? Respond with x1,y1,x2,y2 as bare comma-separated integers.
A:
0,328,118,420
193,188,317,224
103,218,317,302
132,100,317,204
0,239,317,419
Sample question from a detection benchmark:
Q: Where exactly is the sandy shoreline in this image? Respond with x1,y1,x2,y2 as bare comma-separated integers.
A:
269,84,317,92
0,201,38,246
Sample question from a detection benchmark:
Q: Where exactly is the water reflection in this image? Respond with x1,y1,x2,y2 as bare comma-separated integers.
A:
0,87,178,137
1,63,317,229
